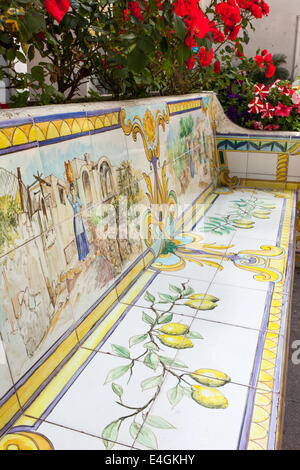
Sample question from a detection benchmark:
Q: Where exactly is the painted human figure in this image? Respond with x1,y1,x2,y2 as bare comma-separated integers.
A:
67,183,90,261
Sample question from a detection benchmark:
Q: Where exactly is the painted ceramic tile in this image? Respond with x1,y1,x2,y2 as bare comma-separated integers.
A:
197,195,283,243
0,334,15,401
38,132,97,227
122,102,169,181
165,108,216,206
99,305,194,359
122,273,210,314
133,372,251,450
165,316,260,388
213,234,287,292
0,236,79,385
247,153,278,178
36,421,136,450
0,144,45,256
36,351,168,448
192,281,270,331
287,154,300,177
226,151,248,177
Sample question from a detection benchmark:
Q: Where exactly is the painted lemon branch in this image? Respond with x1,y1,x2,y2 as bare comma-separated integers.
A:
101,281,231,450
201,197,276,235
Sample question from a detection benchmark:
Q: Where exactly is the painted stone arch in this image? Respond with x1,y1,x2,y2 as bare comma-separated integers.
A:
97,157,115,200
80,166,93,206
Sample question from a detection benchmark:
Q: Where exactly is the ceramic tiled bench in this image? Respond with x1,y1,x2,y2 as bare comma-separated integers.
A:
0,93,298,450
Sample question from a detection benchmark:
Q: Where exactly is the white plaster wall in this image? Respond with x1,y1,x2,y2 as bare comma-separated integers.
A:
201,0,300,80
243,0,300,80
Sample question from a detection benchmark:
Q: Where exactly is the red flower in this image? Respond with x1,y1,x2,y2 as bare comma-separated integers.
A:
214,60,221,73
260,1,270,15
198,46,214,67
208,22,225,43
129,1,144,21
43,0,70,23
186,54,195,69
215,2,241,29
185,34,197,49
265,63,276,78
254,55,265,68
248,97,264,114
255,50,276,78
250,3,262,18
124,9,130,21
254,83,269,99
184,8,210,39
275,103,292,117
261,102,275,119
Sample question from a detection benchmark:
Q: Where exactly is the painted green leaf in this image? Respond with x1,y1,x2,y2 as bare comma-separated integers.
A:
159,356,188,368
169,284,182,294
102,419,122,449
145,415,175,429
158,293,177,303
157,313,173,324
182,287,195,297
144,342,159,351
129,422,158,450
183,387,192,398
104,364,131,384
111,344,131,359
142,312,155,325
144,352,159,370
144,291,155,303
167,384,184,407
129,334,148,348
141,374,163,391
186,331,204,339
111,382,123,398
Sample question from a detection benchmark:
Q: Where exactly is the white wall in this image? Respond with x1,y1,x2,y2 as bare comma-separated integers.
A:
243,0,300,80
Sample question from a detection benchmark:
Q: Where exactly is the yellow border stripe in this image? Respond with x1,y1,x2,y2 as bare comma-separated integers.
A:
246,190,296,450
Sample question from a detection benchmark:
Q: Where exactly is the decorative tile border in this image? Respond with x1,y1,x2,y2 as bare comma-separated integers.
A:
0,109,121,155
238,191,296,450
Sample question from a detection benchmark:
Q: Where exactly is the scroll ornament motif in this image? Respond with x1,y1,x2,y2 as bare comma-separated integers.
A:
0,431,54,450
120,106,170,162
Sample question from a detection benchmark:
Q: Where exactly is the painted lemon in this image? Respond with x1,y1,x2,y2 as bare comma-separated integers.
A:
158,323,189,335
190,369,231,387
232,219,254,228
158,335,193,349
185,299,217,310
188,294,219,303
192,385,229,409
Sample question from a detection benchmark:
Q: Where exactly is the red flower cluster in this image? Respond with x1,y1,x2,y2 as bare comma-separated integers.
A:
43,0,70,24
174,0,210,39
254,49,276,78
237,0,269,18
198,46,214,66
215,0,241,40
249,79,299,131
128,1,144,21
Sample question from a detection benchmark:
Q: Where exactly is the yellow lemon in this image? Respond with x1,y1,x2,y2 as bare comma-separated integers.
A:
190,369,231,387
188,294,219,303
192,385,228,409
158,323,189,335
185,300,217,310
158,335,193,349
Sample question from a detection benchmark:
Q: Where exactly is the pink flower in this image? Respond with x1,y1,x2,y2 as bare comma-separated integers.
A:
248,97,264,114
261,102,275,119
292,92,300,105
253,121,264,130
275,102,293,117
254,83,269,99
